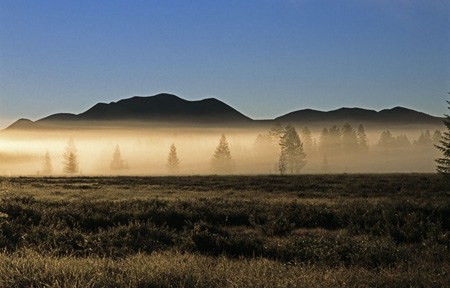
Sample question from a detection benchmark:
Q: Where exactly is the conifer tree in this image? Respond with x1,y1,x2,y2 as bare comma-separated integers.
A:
279,125,307,174
110,145,127,171
435,100,450,175
167,143,180,174
211,134,234,174
62,139,79,175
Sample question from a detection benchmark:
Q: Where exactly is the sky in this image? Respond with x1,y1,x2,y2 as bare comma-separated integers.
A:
0,0,448,128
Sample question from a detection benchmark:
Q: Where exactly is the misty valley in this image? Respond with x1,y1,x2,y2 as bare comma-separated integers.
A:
0,124,444,176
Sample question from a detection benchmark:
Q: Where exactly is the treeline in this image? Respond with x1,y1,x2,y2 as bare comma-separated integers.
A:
36,124,443,175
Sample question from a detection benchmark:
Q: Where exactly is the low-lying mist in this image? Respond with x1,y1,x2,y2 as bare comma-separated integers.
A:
0,124,443,176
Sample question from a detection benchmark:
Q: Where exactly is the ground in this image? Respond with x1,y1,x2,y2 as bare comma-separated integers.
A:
0,175,449,287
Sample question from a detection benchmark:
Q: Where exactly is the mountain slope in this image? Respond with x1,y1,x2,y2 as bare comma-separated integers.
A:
275,106,442,126
4,93,444,130
6,93,252,129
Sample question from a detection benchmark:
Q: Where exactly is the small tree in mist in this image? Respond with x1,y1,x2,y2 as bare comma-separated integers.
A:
357,124,369,152
211,134,234,174
110,145,127,171
279,125,307,174
435,100,450,175
166,143,180,174
42,151,52,175
62,139,79,175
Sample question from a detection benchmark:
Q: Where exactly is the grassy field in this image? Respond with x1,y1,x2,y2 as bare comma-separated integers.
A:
0,175,449,287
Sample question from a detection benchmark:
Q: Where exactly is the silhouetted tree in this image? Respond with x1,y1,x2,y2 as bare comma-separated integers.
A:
167,143,180,174
279,125,307,174
110,145,127,171
357,124,368,152
211,134,234,174
63,139,79,175
435,100,450,175
42,151,52,175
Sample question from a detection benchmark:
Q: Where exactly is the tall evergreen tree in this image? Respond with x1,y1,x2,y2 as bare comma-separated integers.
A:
435,100,450,175
110,145,127,171
279,125,307,174
62,139,79,175
167,143,180,174
211,134,234,174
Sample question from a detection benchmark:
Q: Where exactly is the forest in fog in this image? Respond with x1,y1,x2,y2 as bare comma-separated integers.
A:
0,122,444,176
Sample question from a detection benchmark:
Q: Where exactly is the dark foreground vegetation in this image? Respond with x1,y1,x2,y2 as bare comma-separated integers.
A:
0,175,449,287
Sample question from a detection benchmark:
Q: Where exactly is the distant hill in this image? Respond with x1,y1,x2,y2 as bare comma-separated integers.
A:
6,93,253,129
4,93,444,130
275,107,443,127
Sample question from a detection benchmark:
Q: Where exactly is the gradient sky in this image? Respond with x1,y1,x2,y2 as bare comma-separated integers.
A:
0,0,448,128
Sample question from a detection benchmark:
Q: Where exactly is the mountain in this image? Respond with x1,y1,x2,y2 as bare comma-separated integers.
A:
4,93,444,130
275,106,443,126
6,93,253,129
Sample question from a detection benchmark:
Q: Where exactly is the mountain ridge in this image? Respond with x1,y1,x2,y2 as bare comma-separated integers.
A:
4,93,444,130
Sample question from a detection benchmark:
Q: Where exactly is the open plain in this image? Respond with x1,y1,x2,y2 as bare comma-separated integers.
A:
0,174,448,287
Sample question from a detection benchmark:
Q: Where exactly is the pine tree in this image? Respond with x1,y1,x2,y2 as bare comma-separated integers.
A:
62,139,79,175
110,145,127,171
435,100,450,175
211,134,234,174
167,143,180,174
357,124,369,152
279,125,307,174
42,151,52,175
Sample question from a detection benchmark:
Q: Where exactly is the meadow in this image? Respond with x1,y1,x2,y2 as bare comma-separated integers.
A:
0,174,449,287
